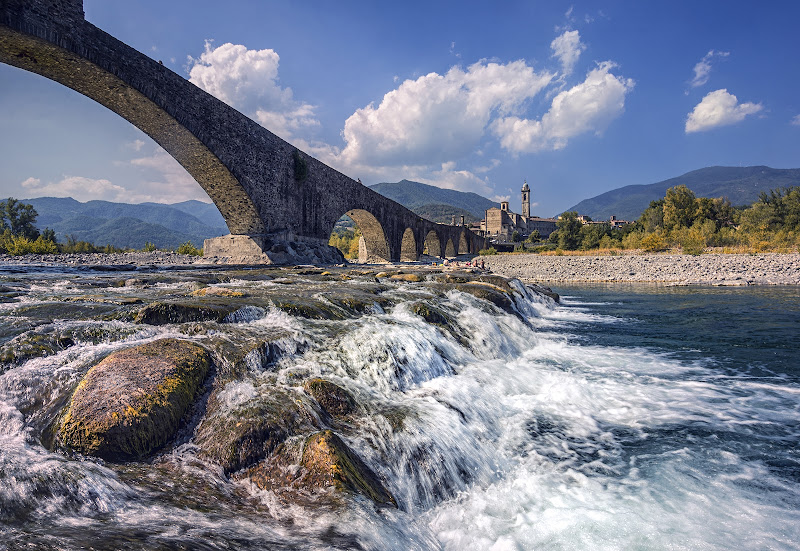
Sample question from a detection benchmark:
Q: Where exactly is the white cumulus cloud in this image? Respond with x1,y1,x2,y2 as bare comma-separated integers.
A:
551,30,586,75
21,175,128,202
492,61,634,153
685,89,762,133
690,50,729,88
336,60,554,168
791,114,800,126
188,41,318,139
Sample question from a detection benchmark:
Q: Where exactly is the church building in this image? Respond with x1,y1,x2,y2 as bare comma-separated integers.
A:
482,180,557,241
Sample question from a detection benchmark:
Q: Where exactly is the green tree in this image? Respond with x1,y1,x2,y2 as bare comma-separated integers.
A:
663,185,698,230
0,198,40,240
41,228,57,243
639,198,665,233
556,211,582,250
525,229,541,243
511,230,521,242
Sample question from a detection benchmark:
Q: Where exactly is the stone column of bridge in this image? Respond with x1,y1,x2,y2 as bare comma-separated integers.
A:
0,0,486,264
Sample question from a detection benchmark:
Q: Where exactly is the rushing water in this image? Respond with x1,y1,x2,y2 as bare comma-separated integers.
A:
0,265,798,550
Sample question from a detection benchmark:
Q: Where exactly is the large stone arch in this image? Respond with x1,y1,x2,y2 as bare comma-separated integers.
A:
400,228,417,261
445,239,456,258
423,230,442,258
346,209,390,263
0,23,263,235
458,231,469,255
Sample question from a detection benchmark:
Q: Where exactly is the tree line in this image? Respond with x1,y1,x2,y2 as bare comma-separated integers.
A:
544,184,800,254
0,198,202,256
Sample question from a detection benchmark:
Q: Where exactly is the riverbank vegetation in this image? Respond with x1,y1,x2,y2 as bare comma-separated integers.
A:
329,227,362,259
0,198,204,256
541,185,800,254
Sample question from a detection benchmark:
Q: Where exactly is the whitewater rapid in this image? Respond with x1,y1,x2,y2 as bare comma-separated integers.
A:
0,267,798,550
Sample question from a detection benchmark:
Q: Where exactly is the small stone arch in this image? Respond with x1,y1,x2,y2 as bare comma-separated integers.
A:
458,231,469,255
400,228,417,261
346,209,390,263
445,239,456,258
423,230,442,257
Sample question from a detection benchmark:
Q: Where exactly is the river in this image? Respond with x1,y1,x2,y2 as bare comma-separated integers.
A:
0,265,798,550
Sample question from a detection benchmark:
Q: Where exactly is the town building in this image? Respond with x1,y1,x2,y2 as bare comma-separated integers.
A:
483,180,558,242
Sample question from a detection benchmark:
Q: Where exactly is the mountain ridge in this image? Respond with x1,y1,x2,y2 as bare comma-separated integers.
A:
22,197,228,249
567,166,800,221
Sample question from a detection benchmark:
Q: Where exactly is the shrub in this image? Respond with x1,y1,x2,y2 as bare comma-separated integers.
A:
640,233,666,252
176,242,203,256
143,242,157,252
478,247,498,255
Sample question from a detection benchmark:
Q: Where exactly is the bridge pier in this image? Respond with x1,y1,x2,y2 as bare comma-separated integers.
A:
204,234,344,265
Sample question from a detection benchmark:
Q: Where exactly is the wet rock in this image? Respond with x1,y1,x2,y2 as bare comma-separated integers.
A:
247,430,396,507
454,283,515,314
410,302,449,326
299,431,396,506
303,378,357,417
270,296,345,320
323,288,390,315
0,325,138,371
390,273,424,283
59,339,211,460
134,301,240,325
194,388,310,474
190,287,246,298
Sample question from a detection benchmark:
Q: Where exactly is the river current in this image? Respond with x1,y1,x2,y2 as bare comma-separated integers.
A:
0,265,798,550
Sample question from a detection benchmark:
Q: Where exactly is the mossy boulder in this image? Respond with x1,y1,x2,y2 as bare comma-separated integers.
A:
190,287,246,298
300,431,396,506
303,378,357,417
247,430,396,507
390,273,424,283
59,339,210,460
194,389,309,474
455,283,515,314
134,301,239,325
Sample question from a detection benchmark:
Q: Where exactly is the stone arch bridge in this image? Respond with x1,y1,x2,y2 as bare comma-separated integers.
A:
0,0,486,263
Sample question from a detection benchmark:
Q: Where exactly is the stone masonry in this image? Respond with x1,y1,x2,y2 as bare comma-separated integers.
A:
0,0,486,263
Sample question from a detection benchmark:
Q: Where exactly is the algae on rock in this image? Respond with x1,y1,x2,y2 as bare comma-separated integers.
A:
59,338,211,460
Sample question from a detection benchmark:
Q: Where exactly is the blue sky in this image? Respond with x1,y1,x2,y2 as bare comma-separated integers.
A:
1,0,798,219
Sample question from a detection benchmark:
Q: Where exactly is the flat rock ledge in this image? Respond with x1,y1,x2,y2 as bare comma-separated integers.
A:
483,253,800,285
59,338,210,460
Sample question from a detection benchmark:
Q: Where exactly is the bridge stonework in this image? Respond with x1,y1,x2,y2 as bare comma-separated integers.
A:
0,0,486,263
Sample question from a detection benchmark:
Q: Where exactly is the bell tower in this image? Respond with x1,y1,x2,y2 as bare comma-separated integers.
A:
521,180,530,217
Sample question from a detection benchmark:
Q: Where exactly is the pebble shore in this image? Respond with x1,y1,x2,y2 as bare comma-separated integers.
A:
482,252,800,285
0,251,213,267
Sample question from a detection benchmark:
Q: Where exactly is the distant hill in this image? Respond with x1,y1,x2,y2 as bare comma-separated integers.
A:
411,204,480,225
370,180,498,220
567,166,800,221
24,197,228,249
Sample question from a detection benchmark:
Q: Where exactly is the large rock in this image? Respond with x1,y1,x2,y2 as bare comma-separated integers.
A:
300,431,396,506
134,301,239,325
303,378,357,417
59,339,210,460
247,430,396,507
194,388,310,474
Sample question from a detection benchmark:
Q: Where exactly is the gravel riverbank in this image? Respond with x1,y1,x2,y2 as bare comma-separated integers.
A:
482,252,800,285
0,251,213,267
